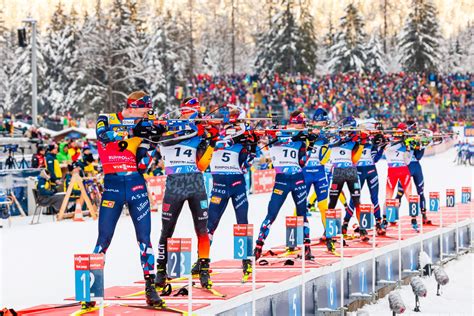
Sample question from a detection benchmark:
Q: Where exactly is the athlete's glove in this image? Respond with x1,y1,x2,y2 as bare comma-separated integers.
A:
372,133,386,147
231,133,247,144
133,120,165,141
360,132,369,145
207,126,220,147
291,131,307,142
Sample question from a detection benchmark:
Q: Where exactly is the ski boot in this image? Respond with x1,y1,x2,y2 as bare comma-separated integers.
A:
155,264,168,289
353,224,360,234
341,221,349,235
376,219,386,236
191,259,201,276
304,240,314,260
242,259,252,282
422,211,432,225
81,301,96,310
326,237,336,252
411,218,419,232
198,258,213,289
145,274,164,307
319,234,327,244
254,240,264,260
359,229,370,242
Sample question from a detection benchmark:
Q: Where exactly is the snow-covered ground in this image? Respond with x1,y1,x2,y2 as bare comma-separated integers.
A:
0,147,472,311
353,253,474,316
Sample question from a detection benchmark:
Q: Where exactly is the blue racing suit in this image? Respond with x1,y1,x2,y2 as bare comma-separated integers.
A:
94,112,156,277
257,132,309,244
303,134,330,225
207,138,255,242
347,142,384,220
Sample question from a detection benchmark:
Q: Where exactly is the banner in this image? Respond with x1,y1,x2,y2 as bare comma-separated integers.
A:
252,169,275,194
145,175,166,211
464,126,474,138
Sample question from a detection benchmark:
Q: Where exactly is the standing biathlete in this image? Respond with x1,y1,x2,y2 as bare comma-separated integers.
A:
303,109,330,228
346,131,386,235
254,111,314,260
155,97,217,290
203,126,258,280
326,117,364,250
94,91,164,307
395,121,431,225
384,123,414,228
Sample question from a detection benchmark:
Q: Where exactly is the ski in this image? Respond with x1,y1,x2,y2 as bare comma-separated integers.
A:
114,283,175,299
343,234,358,240
17,302,81,315
119,303,188,315
70,304,109,315
277,249,300,258
192,284,227,298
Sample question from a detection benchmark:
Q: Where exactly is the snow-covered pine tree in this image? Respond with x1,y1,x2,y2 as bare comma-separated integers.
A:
76,5,108,114
199,0,232,75
455,23,474,73
254,0,278,73
327,3,367,73
440,37,462,73
7,26,46,114
365,33,387,73
398,0,442,72
295,0,317,74
79,0,147,113
43,2,82,114
255,0,303,74
0,7,10,110
143,11,169,111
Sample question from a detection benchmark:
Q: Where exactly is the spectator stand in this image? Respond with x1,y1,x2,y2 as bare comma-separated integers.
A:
57,173,98,221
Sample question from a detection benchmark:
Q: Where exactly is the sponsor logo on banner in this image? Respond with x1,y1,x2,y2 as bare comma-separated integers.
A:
132,185,144,192
252,169,275,194
210,196,222,204
102,200,115,208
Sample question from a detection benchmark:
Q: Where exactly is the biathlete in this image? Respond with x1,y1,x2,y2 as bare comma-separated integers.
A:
302,109,330,231
201,109,259,281
346,124,387,235
254,110,315,260
383,123,415,229
396,121,432,225
93,91,164,307
155,97,217,290
326,116,364,250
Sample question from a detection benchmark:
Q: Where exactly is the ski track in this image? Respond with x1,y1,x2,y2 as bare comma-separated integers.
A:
0,147,473,311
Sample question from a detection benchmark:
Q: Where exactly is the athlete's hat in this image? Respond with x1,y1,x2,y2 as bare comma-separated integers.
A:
127,91,152,109
397,122,408,131
312,108,328,122
289,110,306,124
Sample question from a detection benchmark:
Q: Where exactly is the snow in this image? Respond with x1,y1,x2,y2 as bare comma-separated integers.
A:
1,147,473,311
